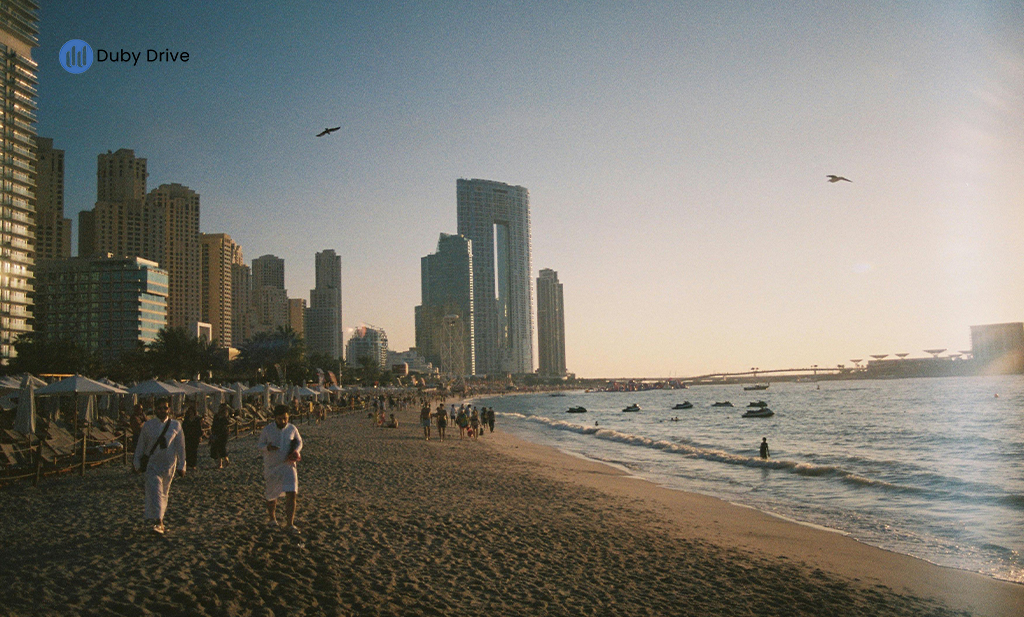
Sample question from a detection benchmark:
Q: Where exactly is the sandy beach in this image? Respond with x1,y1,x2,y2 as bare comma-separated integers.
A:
1,406,1020,617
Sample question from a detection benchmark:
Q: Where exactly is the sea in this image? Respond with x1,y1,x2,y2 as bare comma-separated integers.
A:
471,375,1024,583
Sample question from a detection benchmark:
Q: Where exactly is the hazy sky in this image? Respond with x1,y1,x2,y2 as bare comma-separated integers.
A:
39,1,1024,377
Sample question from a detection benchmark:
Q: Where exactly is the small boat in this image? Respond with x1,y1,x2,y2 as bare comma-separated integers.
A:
747,400,768,408
566,406,587,413
672,402,693,410
742,407,774,418
711,401,733,407
549,393,566,397
622,404,641,412
744,383,770,391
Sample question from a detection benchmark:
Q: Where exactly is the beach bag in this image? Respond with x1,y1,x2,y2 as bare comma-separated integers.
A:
285,436,301,463
139,419,171,473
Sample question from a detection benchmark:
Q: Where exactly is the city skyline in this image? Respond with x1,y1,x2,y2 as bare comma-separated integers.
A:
36,2,1024,377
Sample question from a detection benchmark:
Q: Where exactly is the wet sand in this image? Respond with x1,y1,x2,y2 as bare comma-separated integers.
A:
0,408,1020,616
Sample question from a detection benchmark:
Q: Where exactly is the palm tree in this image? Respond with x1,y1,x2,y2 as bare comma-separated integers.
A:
146,327,217,380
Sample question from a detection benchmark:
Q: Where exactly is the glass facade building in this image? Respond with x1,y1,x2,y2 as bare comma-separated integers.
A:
33,255,168,360
0,0,37,362
456,179,533,376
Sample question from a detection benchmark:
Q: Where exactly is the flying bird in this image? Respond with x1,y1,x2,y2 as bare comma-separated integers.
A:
826,175,852,183
316,126,341,137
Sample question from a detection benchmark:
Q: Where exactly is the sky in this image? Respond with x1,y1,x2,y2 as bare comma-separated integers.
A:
38,1,1024,378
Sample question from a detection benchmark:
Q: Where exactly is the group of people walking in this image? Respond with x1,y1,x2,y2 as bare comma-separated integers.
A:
419,403,495,441
132,400,303,536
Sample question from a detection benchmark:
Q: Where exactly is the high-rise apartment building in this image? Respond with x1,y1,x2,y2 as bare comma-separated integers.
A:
537,268,566,377
0,0,37,362
147,183,200,330
80,149,153,258
200,233,238,346
78,151,201,332
415,233,474,376
306,249,343,359
34,255,168,361
231,261,252,347
252,254,285,290
346,325,388,369
250,254,289,335
456,179,534,375
33,137,71,259
288,298,306,337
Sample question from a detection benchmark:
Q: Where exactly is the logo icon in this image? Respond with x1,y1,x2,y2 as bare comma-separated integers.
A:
59,40,93,74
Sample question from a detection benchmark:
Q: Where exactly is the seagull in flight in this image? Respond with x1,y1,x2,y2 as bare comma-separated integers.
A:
316,126,341,137
826,175,852,183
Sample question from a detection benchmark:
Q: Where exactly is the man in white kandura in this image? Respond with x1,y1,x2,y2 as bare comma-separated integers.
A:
258,404,303,533
133,399,186,535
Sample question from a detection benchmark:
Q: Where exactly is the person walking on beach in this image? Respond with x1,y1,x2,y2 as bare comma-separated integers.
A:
209,403,231,468
435,403,447,441
760,437,770,459
182,403,204,470
258,405,303,533
420,403,432,440
129,403,147,451
485,407,495,433
470,408,480,439
133,399,186,535
456,407,469,439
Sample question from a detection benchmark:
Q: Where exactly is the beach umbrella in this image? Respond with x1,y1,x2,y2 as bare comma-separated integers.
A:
13,376,35,434
16,373,46,388
295,386,318,397
0,375,21,390
127,379,189,396
35,375,127,396
242,383,283,396
78,395,95,423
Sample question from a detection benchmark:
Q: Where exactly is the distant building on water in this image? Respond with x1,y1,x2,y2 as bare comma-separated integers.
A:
970,323,1024,375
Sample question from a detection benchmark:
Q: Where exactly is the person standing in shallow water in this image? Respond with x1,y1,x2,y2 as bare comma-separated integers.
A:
760,437,770,459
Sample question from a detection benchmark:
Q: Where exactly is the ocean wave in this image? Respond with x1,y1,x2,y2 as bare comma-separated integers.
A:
499,412,922,494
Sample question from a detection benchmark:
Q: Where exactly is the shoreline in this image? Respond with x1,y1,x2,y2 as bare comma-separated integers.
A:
1,406,1021,616
476,420,1023,617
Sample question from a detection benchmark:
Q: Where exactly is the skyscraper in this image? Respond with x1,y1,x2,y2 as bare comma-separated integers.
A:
0,0,37,362
231,261,252,347
415,233,474,376
456,179,533,375
250,254,289,335
33,137,71,259
147,183,200,330
78,152,201,332
307,249,343,359
200,233,238,346
252,254,285,290
537,268,566,377
288,298,306,337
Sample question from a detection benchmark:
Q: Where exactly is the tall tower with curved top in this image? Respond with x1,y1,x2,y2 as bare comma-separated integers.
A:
456,179,533,376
